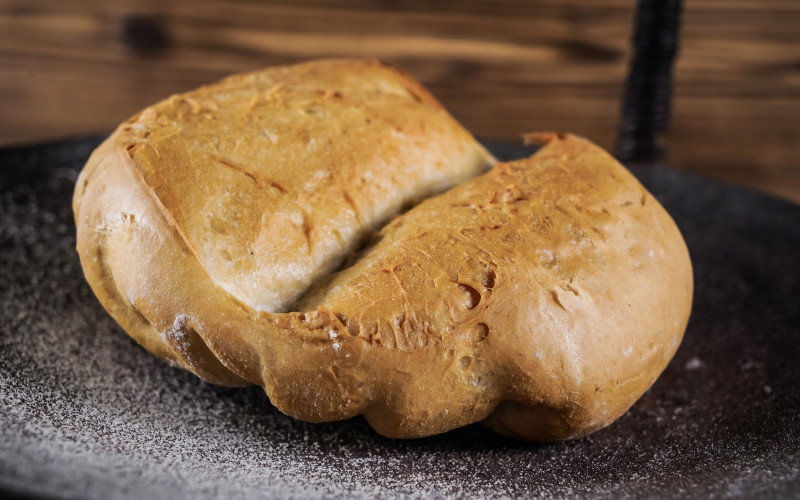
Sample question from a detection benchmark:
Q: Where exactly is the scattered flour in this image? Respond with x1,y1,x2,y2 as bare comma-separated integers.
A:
1,138,798,499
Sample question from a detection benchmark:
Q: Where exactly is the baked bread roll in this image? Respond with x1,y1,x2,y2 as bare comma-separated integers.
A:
73,59,692,440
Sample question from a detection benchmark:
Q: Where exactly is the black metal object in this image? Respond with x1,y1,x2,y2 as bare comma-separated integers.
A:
121,15,170,55
2,138,800,499
616,0,683,163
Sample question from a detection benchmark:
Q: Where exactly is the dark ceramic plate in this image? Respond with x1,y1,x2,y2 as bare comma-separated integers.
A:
1,137,798,499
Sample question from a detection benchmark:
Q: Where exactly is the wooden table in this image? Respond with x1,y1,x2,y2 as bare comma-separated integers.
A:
1,0,798,202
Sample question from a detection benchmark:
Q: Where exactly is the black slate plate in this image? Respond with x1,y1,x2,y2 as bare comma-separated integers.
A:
1,137,799,499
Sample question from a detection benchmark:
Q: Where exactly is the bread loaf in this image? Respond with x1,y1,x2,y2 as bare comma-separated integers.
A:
73,59,693,440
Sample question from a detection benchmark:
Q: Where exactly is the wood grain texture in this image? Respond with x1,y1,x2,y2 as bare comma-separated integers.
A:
0,0,798,202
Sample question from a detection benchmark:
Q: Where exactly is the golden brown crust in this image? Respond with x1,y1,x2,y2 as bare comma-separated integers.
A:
109,58,494,314
74,59,692,440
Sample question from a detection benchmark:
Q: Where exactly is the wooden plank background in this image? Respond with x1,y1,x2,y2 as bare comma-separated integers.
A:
1,0,798,202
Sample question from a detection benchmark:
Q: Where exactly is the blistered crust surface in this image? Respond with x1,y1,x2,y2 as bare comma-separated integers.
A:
74,60,692,441
297,135,692,439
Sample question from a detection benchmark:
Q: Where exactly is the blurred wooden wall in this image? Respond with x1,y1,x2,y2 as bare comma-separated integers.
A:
1,0,798,202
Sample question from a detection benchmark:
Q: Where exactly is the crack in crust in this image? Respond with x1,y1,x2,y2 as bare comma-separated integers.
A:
73,59,692,441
